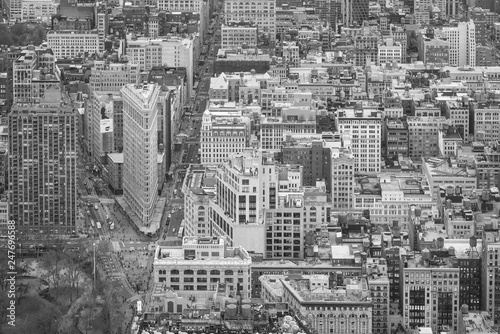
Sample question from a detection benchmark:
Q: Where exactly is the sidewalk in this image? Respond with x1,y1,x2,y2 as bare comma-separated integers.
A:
115,197,166,235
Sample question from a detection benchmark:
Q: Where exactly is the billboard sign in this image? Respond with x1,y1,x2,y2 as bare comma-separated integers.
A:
99,101,114,133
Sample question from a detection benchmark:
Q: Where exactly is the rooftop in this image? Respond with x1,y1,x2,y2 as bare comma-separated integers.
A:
461,311,497,334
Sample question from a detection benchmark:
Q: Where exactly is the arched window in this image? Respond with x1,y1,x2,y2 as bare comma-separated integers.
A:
197,269,207,275
171,269,179,275
184,269,194,275
225,270,234,275
210,270,220,275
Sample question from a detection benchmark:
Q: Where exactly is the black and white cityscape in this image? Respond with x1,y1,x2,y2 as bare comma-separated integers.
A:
0,0,500,333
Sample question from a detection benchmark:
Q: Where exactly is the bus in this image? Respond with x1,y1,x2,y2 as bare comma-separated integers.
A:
90,219,95,227
96,222,101,229
177,226,184,238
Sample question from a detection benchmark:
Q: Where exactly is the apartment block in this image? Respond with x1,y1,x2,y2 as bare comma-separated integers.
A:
481,232,500,327
8,87,77,235
385,119,409,158
407,116,448,161
336,108,382,173
402,251,460,332
442,99,472,142
472,102,500,142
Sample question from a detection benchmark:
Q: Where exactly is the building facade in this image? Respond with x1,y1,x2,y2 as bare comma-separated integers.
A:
8,88,77,235
121,83,160,225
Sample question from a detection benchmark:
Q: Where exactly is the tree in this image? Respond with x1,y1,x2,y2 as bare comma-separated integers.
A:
39,249,65,299
62,249,84,303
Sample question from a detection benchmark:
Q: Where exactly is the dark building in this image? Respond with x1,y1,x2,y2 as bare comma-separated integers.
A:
158,12,201,36
214,56,270,75
384,119,409,159
314,0,342,29
122,5,148,32
281,136,332,191
384,246,403,303
453,254,482,311
52,16,92,31
316,110,336,133
58,0,95,25
8,87,77,236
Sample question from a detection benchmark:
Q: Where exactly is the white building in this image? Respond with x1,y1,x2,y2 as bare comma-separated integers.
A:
336,108,382,173
121,83,160,226
377,39,402,66
221,23,258,50
47,30,100,59
126,36,195,94
200,109,251,165
209,149,266,254
3,0,22,21
260,106,317,151
353,173,436,230
21,0,57,23
181,165,216,236
441,20,476,67
157,0,202,12
153,236,252,299
89,61,140,93
224,0,276,42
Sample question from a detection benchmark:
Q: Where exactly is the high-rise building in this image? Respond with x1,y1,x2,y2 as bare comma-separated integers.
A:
441,20,476,67
121,83,160,226
481,232,500,327
209,149,265,254
8,87,77,235
331,145,355,210
336,108,382,173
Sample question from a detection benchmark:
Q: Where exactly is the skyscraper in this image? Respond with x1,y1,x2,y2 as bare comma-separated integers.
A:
121,83,160,226
442,20,476,66
8,87,77,235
